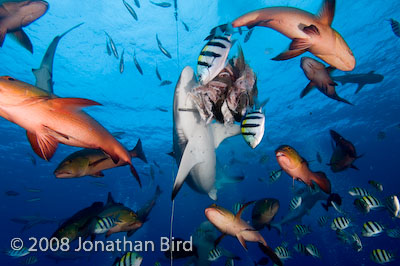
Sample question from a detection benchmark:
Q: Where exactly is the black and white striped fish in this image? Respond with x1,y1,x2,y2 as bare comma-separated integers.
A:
331,217,351,230
370,249,395,264
289,196,302,210
232,202,244,215
225,258,234,266
293,224,311,240
354,198,370,213
386,195,400,218
241,109,265,149
294,243,310,255
361,195,383,210
352,233,362,252
94,216,118,234
362,221,385,237
197,26,232,85
389,18,400,37
306,244,321,259
6,247,30,258
208,247,222,261
269,169,282,183
113,252,143,266
348,187,370,197
386,228,400,239
318,216,330,226
274,246,291,260
368,180,383,192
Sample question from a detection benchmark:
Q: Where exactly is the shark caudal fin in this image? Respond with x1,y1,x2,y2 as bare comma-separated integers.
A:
310,171,331,194
130,139,148,163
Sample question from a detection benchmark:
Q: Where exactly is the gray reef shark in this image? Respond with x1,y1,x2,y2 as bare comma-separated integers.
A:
271,185,328,234
332,71,384,94
171,66,241,200
32,22,83,93
0,0,48,52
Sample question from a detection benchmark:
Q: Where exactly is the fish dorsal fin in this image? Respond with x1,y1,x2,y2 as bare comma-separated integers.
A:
318,0,335,26
107,192,116,205
211,123,241,149
235,201,255,219
47,98,102,112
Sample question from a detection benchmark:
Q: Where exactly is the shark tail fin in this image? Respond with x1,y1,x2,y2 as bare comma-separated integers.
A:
130,139,147,163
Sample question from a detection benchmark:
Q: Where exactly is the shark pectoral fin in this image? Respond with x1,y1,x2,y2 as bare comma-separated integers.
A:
332,93,353,105
11,29,33,53
355,83,365,94
318,0,335,26
91,171,104,177
88,157,108,167
236,233,248,250
300,81,316,98
272,48,306,61
259,243,283,266
211,123,241,149
214,233,226,247
208,188,217,201
26,130,58,161
171,141,203,200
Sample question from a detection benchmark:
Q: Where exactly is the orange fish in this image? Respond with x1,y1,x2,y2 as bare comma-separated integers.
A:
0,76,141,186
275,145,331,194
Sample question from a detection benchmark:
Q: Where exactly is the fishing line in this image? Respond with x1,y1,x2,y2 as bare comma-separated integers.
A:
169,155,176,266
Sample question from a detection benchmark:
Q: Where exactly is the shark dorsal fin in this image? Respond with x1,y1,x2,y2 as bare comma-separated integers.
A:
107,192,116,205
235,201,255,219
318,0,335,26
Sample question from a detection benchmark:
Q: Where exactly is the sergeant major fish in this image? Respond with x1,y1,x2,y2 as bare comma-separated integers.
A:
112,252,143,266
370,249,396,264
241,108,265,149
362,221,384,237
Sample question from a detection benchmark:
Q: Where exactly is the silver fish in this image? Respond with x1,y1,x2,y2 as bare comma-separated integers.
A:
134,50,143,75
150,1,171,8
105,32,118,58
122,0,138,21
156,34,171,58
160,80,172,86
119,49,124,73
155,64,162,81
181,20,189,32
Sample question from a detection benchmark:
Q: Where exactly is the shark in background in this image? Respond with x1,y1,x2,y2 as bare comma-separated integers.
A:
271,184,328,234
32,22,84,93
171,66,242,200
332,71,384,94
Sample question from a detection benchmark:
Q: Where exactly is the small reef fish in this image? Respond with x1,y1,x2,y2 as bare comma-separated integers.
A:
318,216,329,226
331,216,351,230
294,243,310,255
205,203,283,266
0,0,48,53
361,195,384,211
160,80,172,86
386,195,400,218
241,109,265,149
329,130,361,172
155,64,162,80
112,252,143,266
105,32,118,58
386,228,400,239
244,28,254,43
305,244,321,259
362,221,384,237
275,246,291,260
300,57,351,105
122,0,138,21
370,249,395,264
368,180,383,192
251,198,279,230
269,169,282,183
94,216,119,234
289,196,302,210
232,0,356,71
275,145,331,194
293,224,311,240
349,187,370,197
156,34,171,58
134,50,143,75
208,247,222,261
389,18,400,37
197,25,232,85
6,247,30,258
332,71,384,94
150,1,171,8
181,20,189,31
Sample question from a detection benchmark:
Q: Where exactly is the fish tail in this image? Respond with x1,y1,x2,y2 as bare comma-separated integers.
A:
310,171,331,194
130,139,148,163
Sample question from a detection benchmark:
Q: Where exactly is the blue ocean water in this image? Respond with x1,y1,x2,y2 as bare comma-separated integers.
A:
0,0,399,265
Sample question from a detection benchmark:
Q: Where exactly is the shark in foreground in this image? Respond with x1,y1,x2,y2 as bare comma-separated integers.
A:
232,0,355,71
171,66,242,200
